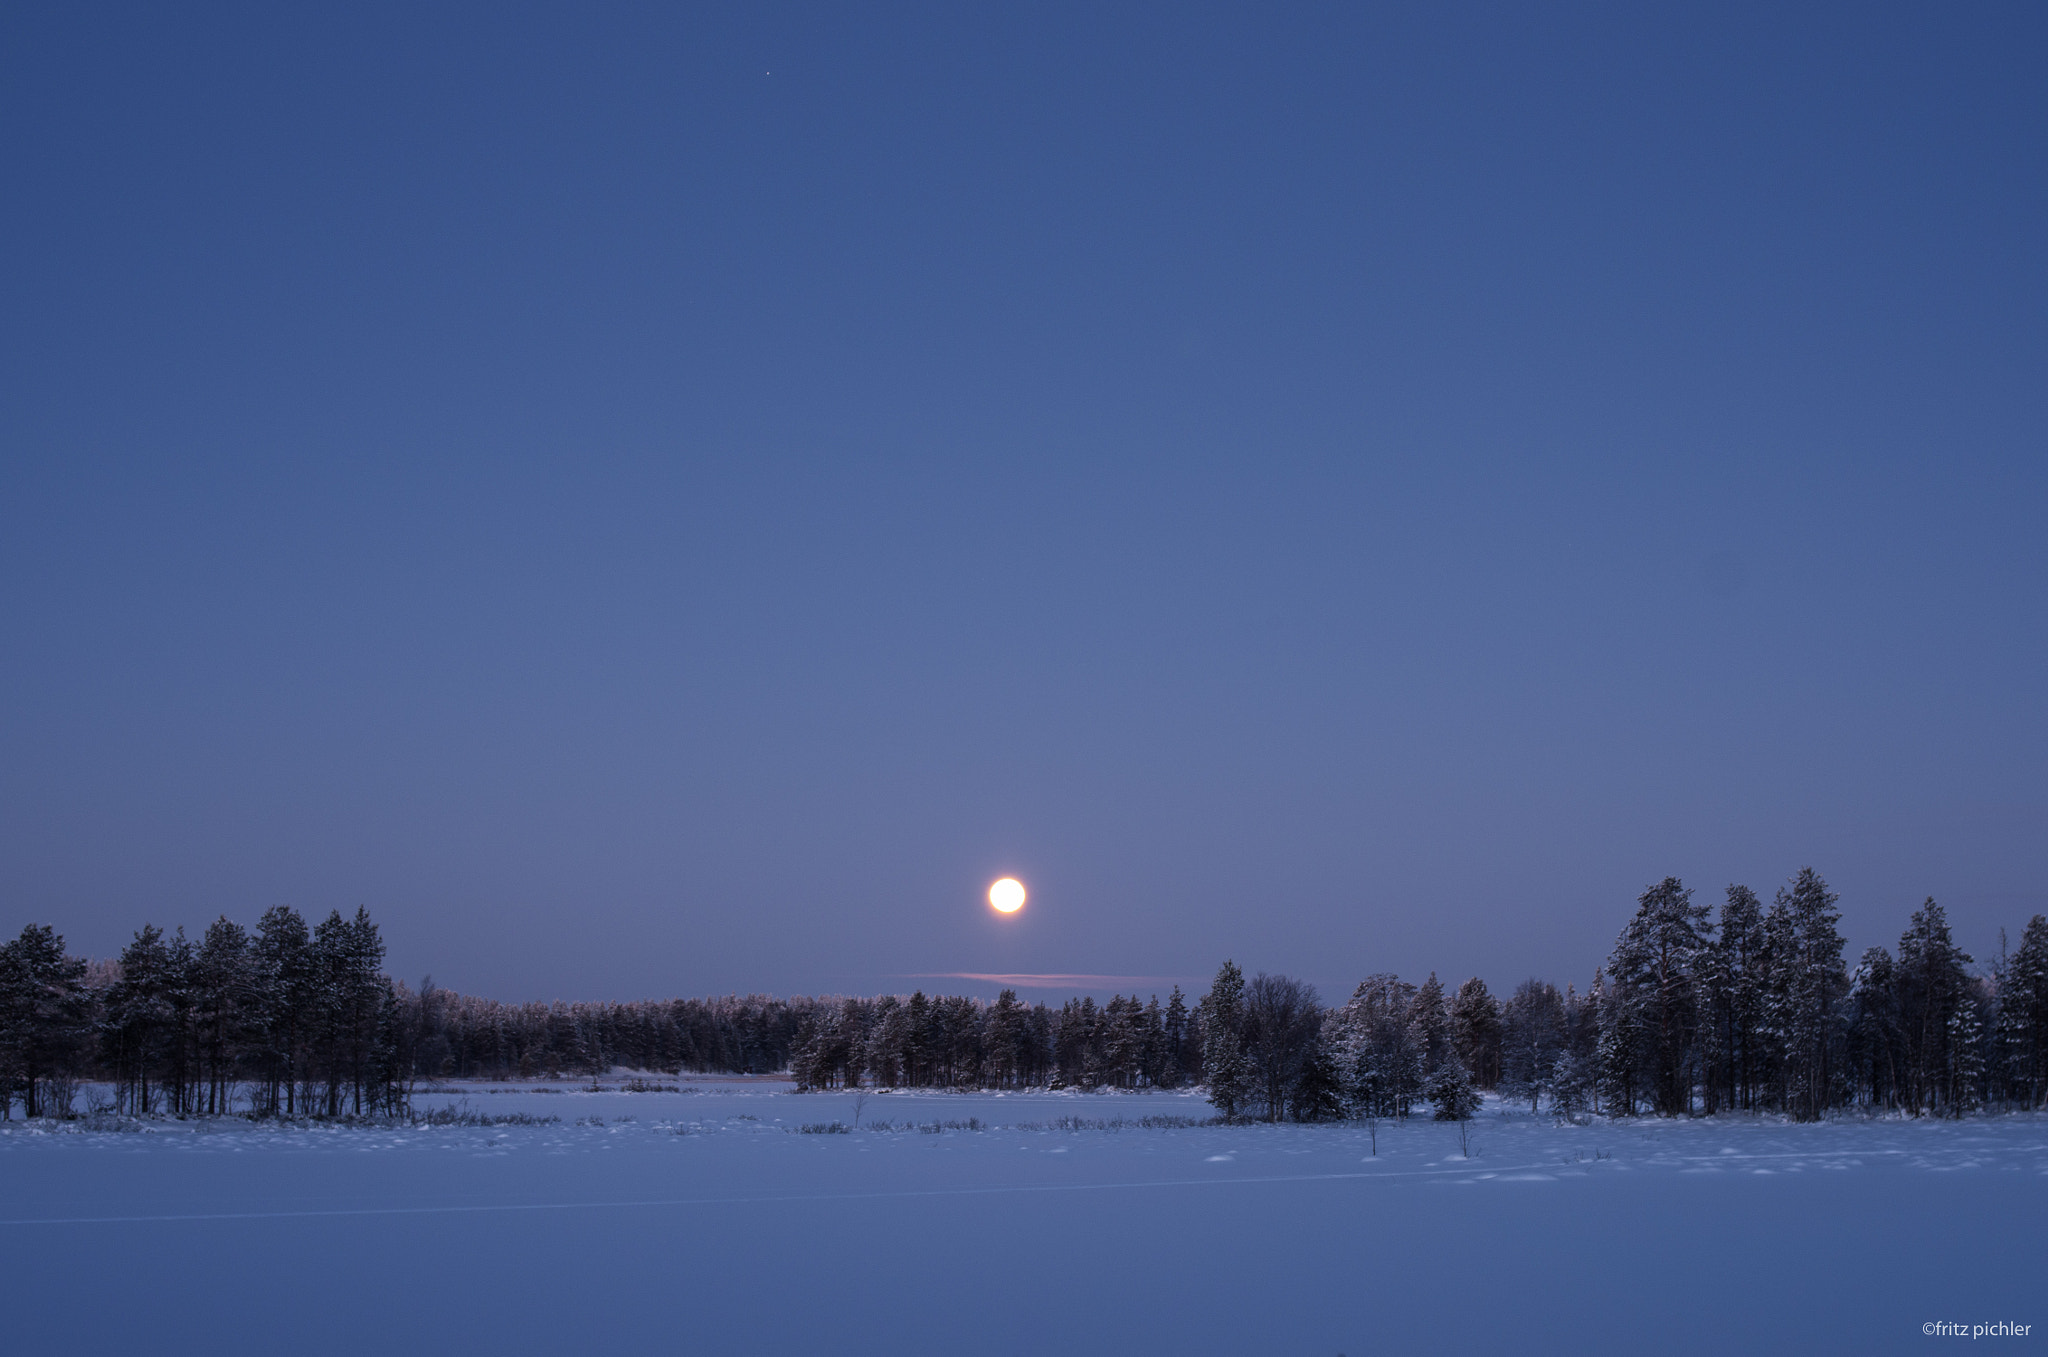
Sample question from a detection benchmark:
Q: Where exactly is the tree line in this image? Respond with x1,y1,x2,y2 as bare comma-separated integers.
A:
0,907,405,1120
3,868,2045,1123
1191,869,2048,1125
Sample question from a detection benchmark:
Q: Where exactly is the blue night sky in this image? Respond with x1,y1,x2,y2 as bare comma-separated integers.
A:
3,4,2044,1003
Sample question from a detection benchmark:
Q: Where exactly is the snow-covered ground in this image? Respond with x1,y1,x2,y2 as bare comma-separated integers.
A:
3,1083,2041,1355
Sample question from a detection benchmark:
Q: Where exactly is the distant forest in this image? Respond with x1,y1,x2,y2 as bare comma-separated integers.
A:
3,868,2045,1125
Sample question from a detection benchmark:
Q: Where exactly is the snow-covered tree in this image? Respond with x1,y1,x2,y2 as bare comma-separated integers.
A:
1289,1035,1346,1122
1605,877,1713,1116
984,988,1025,1089
1450,977,1502,1089
1550,1050,1592,1120
1945,997,1986,1115
104,924,176,1115
1701,885,1769,1112
1892,898,1976,1115
1846,946,1903,1110
1995,916,2048,1109
1767,869,1850,1122
194,917,258,1115
1409,974,1452,1076
1425,1060,1482,1121
1330,974,1424,1119
1162,985,1192,1086
0,924,91,1119
1200,961,1253,1120
1499,979,1564,1112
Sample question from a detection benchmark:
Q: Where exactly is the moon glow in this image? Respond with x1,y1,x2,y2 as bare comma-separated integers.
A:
988,878,1026,914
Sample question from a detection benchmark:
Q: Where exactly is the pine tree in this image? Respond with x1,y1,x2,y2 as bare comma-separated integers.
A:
1201,961,1252,1120
1846,947,1903,1110
1408,974,1451,1076
194,917,257,1116
1896,898,1974,1116
1499,979,1564,1112
986,989,1024,1089
1162,986,1190,1086
1101,995,1137,1088
1450,977,1503,1090
865,996,903,1087
1139,995,1165,1087
901,990,932,1088
254,906,314,1116
1702,885,1767,1112
161,927,200,1115
1606,877,1712,1116
0,924,91,1119
1060,995,1103,1089
106,925,175,1115
1712,892,1777,1113
1772,868,1850,1121
1565,976,1602,1109
837,997,867,1088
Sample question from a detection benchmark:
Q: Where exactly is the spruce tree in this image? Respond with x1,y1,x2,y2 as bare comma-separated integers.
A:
1424,1059,1482,1121
1288,1032,1345,1122
1550,1050,1591,1120
1945,998,1986,1115
1596,978,1642,1116
1565,976,1602,1108
1998,916,2048,1109
1201,961,1252,1120
789,1011,836,1090
1327,981,1376,1117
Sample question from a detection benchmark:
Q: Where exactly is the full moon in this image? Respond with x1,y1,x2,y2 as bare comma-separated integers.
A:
988,878,1027,914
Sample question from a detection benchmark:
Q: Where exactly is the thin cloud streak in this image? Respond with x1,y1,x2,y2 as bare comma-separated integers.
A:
909,973,1206,991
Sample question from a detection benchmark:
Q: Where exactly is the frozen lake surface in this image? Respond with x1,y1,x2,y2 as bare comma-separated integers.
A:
4,1082,2041,1355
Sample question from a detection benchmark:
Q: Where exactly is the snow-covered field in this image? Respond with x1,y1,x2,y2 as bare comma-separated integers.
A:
3,1082,2041,1355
